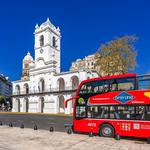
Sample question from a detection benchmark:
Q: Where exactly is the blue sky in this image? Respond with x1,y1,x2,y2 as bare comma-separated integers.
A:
0,0,150,81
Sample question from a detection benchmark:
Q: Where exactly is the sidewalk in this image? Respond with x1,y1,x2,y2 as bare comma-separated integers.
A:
0,126,149,150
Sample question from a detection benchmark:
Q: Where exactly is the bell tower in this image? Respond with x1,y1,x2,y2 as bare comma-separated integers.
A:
34,18,61,73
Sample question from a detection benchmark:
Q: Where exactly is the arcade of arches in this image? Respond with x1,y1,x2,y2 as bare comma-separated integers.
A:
57,75,79,91
14,76,79,113
15,85,20,95
23,84,29,94
23,98,29,112
58,95,65,113
39,97,44,113
58,78,65,91
71,76,79,90
39,79,45,92
15,76,79,94
15,98,20,112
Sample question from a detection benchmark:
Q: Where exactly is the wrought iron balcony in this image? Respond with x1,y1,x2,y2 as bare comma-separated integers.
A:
12,86,78,97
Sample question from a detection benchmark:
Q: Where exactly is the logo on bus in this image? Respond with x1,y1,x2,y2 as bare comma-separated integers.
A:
114,92,134,104
78,97,85,104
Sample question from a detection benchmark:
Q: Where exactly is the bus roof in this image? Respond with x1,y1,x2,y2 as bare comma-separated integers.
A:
80,73,137,85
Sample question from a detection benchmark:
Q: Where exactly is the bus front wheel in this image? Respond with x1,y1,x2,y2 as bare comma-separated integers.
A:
147,137,150,144
99,124,114,137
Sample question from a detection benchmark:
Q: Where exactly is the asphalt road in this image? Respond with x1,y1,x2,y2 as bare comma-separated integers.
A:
0,113,73,132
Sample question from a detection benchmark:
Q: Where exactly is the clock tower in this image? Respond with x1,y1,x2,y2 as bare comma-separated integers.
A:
34,18,61,73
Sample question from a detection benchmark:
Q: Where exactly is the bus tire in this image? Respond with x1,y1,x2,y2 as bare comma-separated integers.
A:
99,124,114,137
147,137,150,144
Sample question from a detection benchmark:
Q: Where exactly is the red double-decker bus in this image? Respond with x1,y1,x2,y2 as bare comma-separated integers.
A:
65,73,150,143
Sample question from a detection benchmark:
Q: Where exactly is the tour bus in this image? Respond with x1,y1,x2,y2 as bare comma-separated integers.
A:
65,73,150,143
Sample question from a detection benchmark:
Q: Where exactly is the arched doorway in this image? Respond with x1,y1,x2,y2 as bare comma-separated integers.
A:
15,85,20,95
38,79,45,92
16,98,20,112
58,95,65,113
71,76,79,90
24,98,29,112
57,78,65,91
23,83,29,94
39,97,44,113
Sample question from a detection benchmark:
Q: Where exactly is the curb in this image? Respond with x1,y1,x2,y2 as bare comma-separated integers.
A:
0,112,73,117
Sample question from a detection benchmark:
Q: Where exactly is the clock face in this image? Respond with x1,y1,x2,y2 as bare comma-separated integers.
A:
40,48,43,53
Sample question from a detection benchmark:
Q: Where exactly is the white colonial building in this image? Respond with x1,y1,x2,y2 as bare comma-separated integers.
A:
12,18,98,114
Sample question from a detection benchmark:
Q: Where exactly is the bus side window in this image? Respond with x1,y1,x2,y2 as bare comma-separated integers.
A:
87,108,94,118
126,114,131,119
145,106,150,121
87,86,93,93
110,80,118,92
100,109,105,118
101,106,109,119
103,84,109,93
114,112,120,119
76,106,86,118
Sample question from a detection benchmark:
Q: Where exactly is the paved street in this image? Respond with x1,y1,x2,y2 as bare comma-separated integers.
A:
0,113,72,132
0,126,149,150
0,113,149,146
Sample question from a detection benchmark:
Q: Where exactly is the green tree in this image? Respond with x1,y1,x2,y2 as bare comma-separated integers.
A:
0,96,5,105
95,35,137,76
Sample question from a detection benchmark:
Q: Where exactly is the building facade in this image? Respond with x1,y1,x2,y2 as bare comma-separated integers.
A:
70,54,99,72
12,18,98,114
0,74,12,99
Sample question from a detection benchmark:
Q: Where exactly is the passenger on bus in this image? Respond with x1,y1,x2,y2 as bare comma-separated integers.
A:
114,112,120,119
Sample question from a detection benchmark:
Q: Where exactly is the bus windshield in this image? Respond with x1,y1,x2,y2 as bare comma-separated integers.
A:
79,77,136,95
